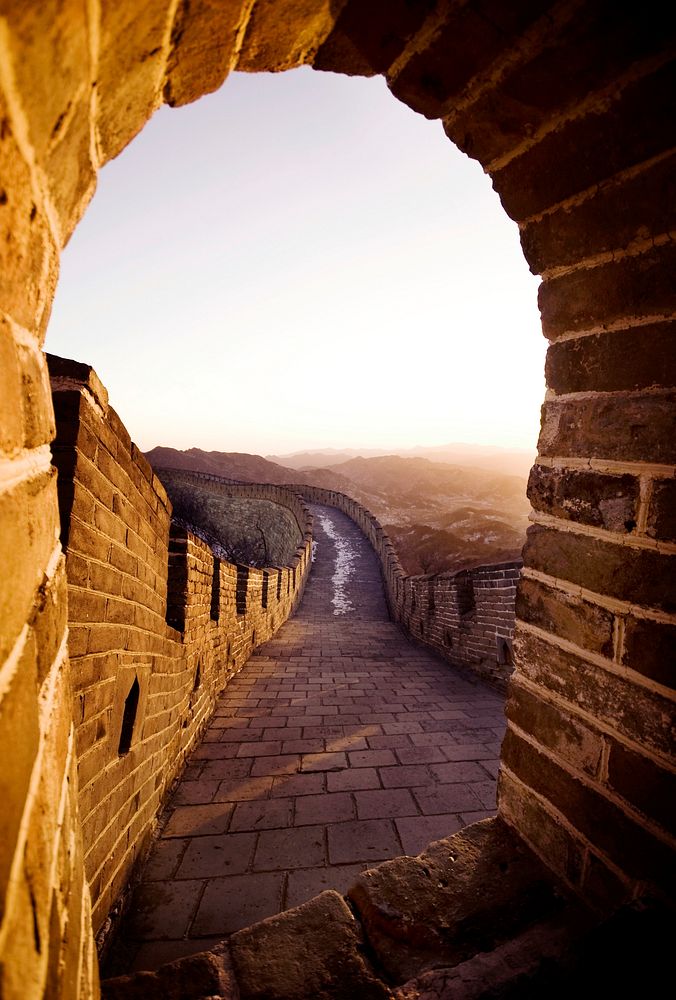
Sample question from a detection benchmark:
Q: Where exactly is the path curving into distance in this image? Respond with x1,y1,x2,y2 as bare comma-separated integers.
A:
109,505,506,974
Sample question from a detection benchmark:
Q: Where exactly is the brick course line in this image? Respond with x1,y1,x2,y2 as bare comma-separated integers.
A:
113,505,505,972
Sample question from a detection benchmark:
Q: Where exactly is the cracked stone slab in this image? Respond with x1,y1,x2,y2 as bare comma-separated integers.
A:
347,817,564,984
229,890,392,1000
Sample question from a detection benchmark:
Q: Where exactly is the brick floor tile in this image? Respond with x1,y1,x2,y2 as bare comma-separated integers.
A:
285,864,366,909
395,746,447,765
481,759,500,778
142,838,188,881
247,716,285,729
442,744,496,761
327,819,401,864
192,873,284,935
379,764,434,788
294,792,354,826
326,735,369,752
395,814,465,856
382,722,424,735
270,772,325,797
461,809,497,825
413,784,483,816
250,754,300,777
286,715,323,727
127,881,203,940
236,740,282,758
264,727,302,742
253,825,325,871
229,798,292,832
175,832,256,879
367,734,412,750
163,803,233,838
469,781,498,809
213,775,273,802
302,725,346,739
282,738,324,755
191,743,239,761
327,767,380,793
354,788,418,820
409,731,455,746
170,779,220,806
348,749,396,768
201,758,252,782
300,751,347,772
430,761,492,783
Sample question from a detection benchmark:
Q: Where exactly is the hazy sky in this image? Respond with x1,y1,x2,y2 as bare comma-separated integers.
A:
46,67,545,457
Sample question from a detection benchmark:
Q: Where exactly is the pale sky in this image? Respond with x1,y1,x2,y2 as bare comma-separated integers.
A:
46,67,545,457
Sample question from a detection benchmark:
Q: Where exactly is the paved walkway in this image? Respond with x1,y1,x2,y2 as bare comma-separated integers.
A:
113,506,506,973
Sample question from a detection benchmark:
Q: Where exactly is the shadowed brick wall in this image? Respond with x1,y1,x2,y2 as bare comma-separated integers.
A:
48,355,312,942
0,4,674,997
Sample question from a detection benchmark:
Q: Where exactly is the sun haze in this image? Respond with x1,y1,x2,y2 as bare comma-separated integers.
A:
46,66,545,457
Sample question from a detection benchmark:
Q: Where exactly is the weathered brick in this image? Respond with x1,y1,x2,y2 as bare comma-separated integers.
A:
516,576,614,657
163,0,249,107
96,0,175,163
646,479,676,543
492,60,676,221
528,465,640,533
237,0,344,72
606,739,675,832
506,680,603,777
621,617,676,689
545,322,676,392
502,727,674,894
389,0,550,120
314,0,434,76
514,628,674,757
539,243,676,340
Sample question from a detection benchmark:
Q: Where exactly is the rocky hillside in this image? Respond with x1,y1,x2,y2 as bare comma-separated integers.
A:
146,447,530,575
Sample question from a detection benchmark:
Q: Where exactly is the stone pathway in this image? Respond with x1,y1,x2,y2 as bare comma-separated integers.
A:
112,506,506,974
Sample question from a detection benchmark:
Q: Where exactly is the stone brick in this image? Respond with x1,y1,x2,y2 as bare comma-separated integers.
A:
96,0,175,163
0,92,57,333
515,629,674,758
492,60,676,221
539,243,676,340
237,0,346,73
328,819,401,865
523,524,676,614
230,891,390,1000
506,680,603,777
606,739,676,832
163,0,249,107
389,0,550,120
347,819,558,984
0,468,59,664
502,727,675,895
545,321,676,391
621,617,676,689
528,465,640,533
2,0,96,239
516,576,614,657
646,478,676,542
253,825,325,871
313,0,434,76
191,873,284,937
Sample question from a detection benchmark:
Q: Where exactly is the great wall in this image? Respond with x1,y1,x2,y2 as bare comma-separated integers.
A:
1,3,674,998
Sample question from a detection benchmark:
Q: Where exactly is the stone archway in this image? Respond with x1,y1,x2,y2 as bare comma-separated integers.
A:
0,3,673,997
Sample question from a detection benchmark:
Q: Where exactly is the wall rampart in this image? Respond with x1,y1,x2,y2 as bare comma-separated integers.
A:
47,355,313,943
295,486,520,690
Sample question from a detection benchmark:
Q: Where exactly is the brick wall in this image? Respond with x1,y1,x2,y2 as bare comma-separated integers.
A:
298,486,520,690
48,355,312,943
1,5,674,996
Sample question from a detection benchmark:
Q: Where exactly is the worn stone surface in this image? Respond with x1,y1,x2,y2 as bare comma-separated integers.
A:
347,818,561,983
230,890,391,1000
102,942,237,1000
527,465,640,533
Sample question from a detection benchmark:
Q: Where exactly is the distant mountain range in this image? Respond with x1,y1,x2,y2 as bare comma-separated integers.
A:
268,443,535,478
145,445,532,574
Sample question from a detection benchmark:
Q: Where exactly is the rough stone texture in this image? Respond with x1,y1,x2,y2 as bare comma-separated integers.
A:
237,0,349,73
347,818,561,984
229,891,390,1000
163,0,250,107
544,321,676,393
102,943,237,1000
527,465,640,533
515,577,614,658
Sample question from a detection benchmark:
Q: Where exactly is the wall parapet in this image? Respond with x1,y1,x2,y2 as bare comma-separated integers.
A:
47,355,313,948
295,485,521,690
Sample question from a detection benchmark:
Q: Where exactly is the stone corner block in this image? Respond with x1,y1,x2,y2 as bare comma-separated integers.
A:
229,890,391,1000
347,817,565,984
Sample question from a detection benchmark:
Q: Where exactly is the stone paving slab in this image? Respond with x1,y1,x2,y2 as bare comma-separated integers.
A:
109,505,505,973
